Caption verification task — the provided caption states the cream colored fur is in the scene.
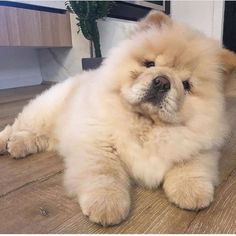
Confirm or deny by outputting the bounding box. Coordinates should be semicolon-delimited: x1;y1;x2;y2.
0;11;232;226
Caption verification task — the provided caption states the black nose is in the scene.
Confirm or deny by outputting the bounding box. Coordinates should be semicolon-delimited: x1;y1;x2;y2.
153;76;170;92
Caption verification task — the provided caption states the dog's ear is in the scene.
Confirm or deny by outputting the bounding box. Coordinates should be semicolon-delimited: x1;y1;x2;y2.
137;10;172;31
219;48;236;76
219;48;236;94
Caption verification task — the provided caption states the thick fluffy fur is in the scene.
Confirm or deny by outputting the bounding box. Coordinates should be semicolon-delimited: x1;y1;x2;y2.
0;11;234;226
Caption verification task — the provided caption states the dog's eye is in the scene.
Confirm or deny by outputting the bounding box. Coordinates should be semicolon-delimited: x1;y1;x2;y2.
144;60;155;68
182;80;191;91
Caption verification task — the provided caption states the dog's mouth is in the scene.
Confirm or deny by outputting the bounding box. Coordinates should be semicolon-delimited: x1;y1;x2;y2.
142;87;168;106
141;76;170;106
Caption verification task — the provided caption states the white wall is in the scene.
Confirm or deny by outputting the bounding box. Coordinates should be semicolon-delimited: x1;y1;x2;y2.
0;48;42;89
98;18;135;57
171;0;224;41
212;0;225;41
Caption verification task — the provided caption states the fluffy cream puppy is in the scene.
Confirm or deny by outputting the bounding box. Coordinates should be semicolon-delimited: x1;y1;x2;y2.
0;11;235;226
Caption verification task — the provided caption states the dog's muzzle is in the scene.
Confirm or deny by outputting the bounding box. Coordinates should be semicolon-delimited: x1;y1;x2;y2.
142;75;171;105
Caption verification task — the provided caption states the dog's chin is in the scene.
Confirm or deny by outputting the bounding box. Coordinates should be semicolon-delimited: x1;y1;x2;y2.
122;88;182;124
133;97;181;124
158;107;181;124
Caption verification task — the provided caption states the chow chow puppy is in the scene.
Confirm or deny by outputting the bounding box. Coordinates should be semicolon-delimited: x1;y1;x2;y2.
0;11;236;226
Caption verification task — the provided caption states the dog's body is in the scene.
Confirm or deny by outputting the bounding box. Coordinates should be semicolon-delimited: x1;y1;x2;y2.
0;12;235;226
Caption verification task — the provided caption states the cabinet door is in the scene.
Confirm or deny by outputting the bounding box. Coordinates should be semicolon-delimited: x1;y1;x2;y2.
0;6;72;47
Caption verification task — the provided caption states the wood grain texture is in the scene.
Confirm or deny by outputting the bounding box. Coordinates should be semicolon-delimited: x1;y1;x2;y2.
0;174;80;233
0;85;236;233
0;7;10;45
0;6;72;47
185;169;236;233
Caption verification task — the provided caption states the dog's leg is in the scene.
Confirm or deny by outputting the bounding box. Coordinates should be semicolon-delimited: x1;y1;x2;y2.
64;151;131;226
0;125;45;158
6;131;49;159
0;122;52;159
0;78;78;158
163;151;219;210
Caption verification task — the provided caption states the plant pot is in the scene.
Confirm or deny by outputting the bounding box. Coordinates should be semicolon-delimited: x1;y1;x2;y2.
82;57;104;71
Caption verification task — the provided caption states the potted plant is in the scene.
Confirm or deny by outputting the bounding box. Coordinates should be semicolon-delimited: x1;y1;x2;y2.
66;1;114;70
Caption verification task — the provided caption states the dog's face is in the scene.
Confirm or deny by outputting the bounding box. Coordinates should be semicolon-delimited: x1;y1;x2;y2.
105;11;236;124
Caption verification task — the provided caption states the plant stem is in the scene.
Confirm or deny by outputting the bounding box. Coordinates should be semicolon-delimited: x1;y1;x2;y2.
91;20;102;58
90;41;94;58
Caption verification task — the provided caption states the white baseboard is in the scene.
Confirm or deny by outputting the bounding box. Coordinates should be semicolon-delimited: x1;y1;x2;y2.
0;74;42;90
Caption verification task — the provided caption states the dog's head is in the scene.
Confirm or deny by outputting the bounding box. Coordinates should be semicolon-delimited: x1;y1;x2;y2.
104;11;236;124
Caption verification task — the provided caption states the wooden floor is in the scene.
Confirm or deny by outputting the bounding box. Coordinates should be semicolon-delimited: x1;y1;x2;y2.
0;84;236;233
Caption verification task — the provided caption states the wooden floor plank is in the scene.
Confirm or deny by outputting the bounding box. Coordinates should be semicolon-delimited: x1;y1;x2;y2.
0;174;80;233
0;152;64;197
0;99;31;119
0;115;15;129
185;169;236;233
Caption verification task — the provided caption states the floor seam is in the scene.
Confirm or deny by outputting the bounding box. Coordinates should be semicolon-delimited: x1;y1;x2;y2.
0;169;63;198
183;212;199;233
218;167;236;188
0;97;31;106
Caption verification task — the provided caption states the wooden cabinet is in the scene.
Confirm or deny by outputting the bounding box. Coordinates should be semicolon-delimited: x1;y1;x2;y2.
0;6;72;47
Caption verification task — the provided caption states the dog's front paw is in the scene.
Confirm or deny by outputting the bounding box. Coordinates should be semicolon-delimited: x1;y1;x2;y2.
163;177;214;210
79;188;130;226
7;133;37;159
0;137;7;155
0;125;12;155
